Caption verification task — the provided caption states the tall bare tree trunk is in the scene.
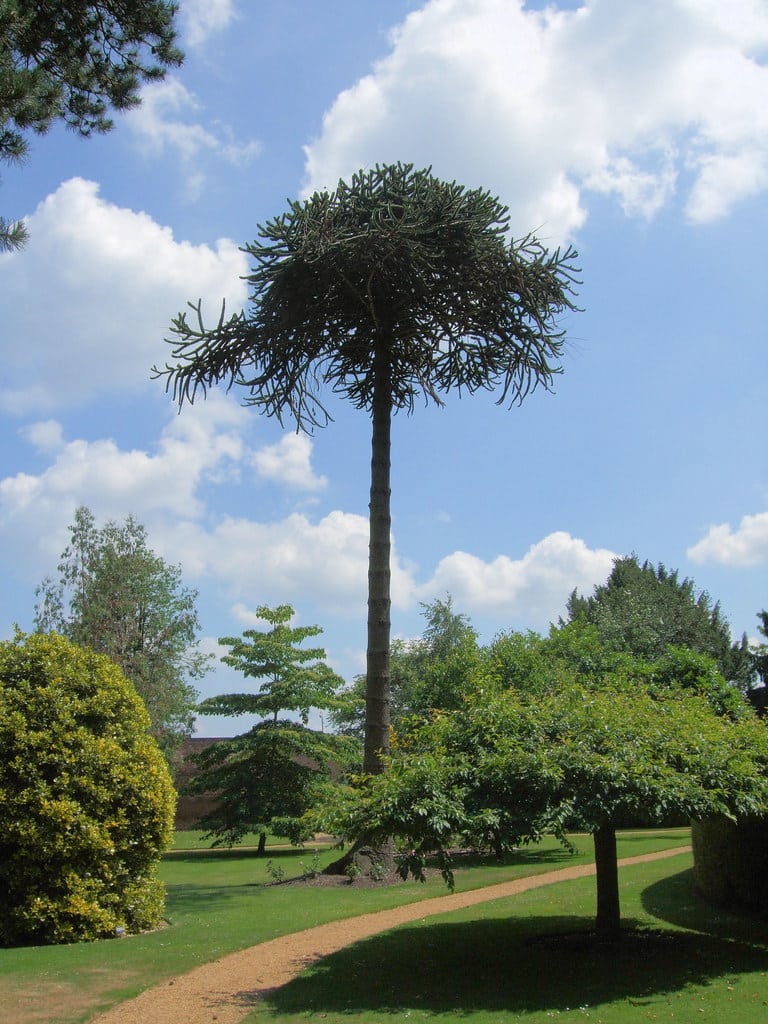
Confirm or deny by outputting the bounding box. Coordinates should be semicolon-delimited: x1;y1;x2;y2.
364;336;392;776
324;341;394;877
594;824;621;942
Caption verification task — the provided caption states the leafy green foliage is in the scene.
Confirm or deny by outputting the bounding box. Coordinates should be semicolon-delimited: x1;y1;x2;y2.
332;672;768;936
490;617;749;721
0;0;182;250
187;720;354;848
643;646;751;719
331;597;483;738
35;506;209;757
566;555;752;686
200;604;343;724
0;631;176;946
191;605;352;848
750;610;768;698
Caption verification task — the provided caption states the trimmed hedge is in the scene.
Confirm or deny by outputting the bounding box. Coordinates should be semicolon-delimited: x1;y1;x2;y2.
692;815;768;916
0;631;176;945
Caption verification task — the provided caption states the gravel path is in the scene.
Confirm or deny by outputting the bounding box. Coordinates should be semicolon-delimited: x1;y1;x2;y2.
91;845;691;1024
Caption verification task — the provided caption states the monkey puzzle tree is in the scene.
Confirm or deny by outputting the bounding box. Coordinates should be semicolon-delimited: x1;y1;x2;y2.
154;163;579;776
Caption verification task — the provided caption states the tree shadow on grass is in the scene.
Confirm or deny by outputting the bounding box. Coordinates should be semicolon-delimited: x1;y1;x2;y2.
642;867;768;944
164;885;253;920
259;910;768;1019
163;847;311;863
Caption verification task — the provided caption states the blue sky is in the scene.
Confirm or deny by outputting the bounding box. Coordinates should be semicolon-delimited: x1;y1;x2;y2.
1;0;766;736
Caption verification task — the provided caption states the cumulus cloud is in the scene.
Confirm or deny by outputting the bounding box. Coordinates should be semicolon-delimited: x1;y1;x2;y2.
687;511;768;567
1;400;620;634
19;420;64;454
417;531;617;629
0;178;247;414
302;0;768;240
252;434;328;491
0;396;249;568
180;0;238;47
159;511;415;617
0;403;407;618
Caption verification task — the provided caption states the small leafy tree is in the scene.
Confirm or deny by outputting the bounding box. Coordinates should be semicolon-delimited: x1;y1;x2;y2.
1;0;182;250
154;162;579;777
35;506;210;758
332;674;768;942
187;721;352;853
190;605;350;852
0;631;176;946
201;604;343;724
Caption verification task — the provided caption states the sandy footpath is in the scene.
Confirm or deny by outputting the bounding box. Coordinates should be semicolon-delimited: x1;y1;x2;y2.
90;845;692;1024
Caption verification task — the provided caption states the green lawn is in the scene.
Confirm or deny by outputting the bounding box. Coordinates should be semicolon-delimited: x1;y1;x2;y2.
251;854;768;1024
3;828;765;1024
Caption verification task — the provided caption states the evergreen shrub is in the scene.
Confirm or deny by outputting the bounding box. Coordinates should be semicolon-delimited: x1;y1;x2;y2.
0;631;176;946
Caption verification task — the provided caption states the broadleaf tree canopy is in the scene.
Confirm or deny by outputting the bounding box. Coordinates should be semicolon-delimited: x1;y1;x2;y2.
331;674;768;940
566;555;752;686
191;605;352;851
198;604;344;725
35;506;209;757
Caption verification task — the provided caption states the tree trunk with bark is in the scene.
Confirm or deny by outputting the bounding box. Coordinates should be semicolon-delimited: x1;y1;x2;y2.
324;340;394;876
364;336;392;776
593;823;621;942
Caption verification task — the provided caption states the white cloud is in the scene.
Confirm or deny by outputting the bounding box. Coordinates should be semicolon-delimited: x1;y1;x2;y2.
161;511;414;617
19;420;64;454
0;396;249;572
252;434;328;491
0;178;248;413
687;511;768;567
129;79;219;160
1;397;621;637
180;0;237;47
417;531;617;629
302;0;768;240
127;79;261;192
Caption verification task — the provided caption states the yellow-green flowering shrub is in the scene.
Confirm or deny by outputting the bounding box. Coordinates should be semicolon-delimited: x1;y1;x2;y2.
0;631;176;946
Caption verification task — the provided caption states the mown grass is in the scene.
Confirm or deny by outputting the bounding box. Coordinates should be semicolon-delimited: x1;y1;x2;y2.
3;828;762;1024
250;852;768;1024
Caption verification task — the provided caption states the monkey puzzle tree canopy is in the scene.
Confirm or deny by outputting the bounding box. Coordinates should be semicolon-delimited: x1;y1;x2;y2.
155;162;580;775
